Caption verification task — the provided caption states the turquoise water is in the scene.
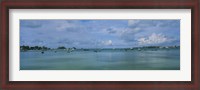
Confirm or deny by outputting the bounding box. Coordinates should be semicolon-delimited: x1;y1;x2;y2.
20;48;180;70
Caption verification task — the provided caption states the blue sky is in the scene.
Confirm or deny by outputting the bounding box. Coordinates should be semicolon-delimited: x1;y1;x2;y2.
20;20;180;48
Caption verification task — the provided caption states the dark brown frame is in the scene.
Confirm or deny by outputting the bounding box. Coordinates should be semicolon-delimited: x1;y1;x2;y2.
0;0;199;90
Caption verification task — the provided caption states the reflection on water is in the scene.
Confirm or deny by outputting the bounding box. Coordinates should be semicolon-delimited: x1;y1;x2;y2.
20;48;180;70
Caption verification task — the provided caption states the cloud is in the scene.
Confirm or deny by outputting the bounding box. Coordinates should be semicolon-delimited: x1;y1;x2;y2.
121;20;180;44
137;33;171;45
128;20;157;28
20;20;42;28
128;20;179;28
128;20;140;26
101;40;112;46
20;20;180;48
55;21;77;31
106;28;117;34
102;27;125;35
120;27;142;42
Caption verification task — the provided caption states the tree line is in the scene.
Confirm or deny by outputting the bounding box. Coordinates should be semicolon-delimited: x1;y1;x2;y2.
20;45;51;51
20;45;76;51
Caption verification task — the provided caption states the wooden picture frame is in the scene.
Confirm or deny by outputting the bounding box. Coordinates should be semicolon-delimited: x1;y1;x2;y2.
0;0;199;89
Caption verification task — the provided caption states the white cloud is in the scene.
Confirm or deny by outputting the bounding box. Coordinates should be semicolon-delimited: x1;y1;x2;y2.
128;20;140;26
137;33;170;45
128;20;179;28
54;21;78;31
101;40;112;46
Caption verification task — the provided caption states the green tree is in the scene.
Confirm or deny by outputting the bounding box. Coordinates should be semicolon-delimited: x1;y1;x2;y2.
57;46;66;49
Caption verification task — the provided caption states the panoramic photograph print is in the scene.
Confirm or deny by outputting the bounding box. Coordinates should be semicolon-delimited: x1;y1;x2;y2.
20;20;180;70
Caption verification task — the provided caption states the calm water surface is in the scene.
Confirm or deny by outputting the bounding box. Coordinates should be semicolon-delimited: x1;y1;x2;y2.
20;49;180;70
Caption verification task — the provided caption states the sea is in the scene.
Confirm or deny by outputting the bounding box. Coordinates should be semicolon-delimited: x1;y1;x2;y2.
20;48;180;70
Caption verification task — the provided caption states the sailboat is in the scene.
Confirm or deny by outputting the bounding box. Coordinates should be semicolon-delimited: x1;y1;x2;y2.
93;40;101;53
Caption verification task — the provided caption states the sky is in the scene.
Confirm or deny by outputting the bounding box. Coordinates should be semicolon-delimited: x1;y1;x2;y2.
20;20;180;48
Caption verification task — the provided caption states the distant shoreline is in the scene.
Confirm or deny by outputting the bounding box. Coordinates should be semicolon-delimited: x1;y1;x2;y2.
20;45;180;52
